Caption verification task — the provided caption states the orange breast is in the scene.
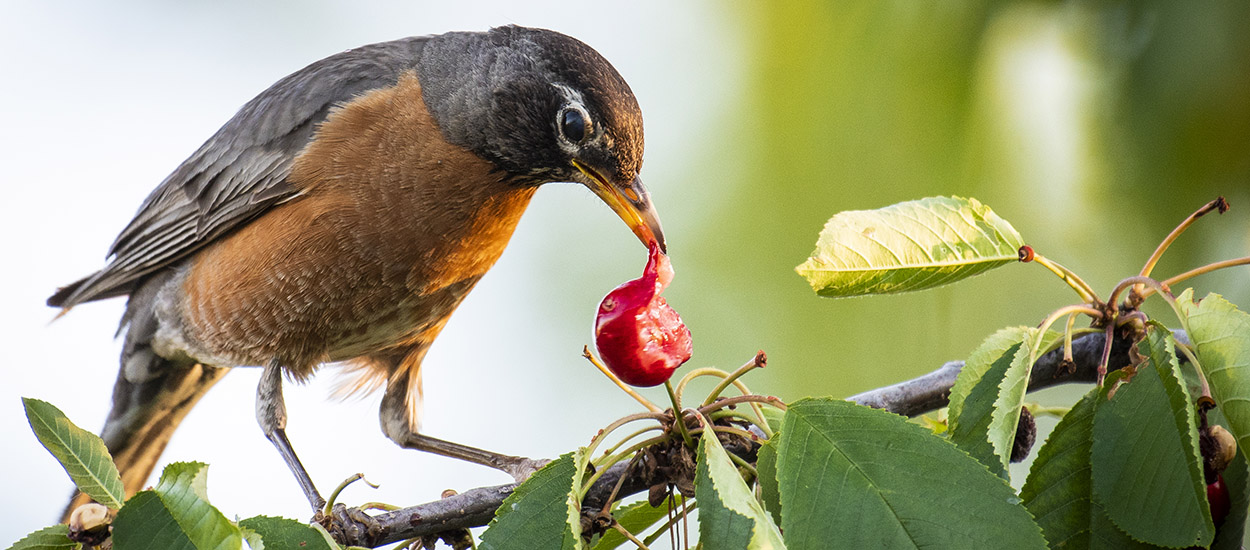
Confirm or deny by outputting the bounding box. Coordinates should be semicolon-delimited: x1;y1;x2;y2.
178;71;536;376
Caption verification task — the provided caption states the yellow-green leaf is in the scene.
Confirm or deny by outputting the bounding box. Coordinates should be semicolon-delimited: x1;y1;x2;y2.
796;196;1024;297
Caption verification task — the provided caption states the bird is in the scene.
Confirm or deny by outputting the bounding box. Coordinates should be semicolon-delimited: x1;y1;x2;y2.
49;25;665;517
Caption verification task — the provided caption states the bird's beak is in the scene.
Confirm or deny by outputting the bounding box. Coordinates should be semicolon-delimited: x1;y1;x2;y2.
573;160;667;253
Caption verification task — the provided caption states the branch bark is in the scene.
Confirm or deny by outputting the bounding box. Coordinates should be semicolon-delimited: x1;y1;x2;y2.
337;329;1170;547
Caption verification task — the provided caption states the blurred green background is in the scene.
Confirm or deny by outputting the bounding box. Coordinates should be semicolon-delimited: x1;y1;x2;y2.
644;0;1250;399
4;0;1249;544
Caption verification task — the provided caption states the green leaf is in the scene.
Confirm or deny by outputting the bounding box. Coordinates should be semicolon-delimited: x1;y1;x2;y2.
22;398;125;509
795;196;1024;297
480;452;584;550
775;398;1046;548
948;328;1058;476
755;441;782;527
948;327;1030;429
987;329;1059;473
113;491;197;550
1091;328;1213;547
5;525;80;550
695;425;785;550
238;517;335;550
111;462;242;550
1020;379;1159;549
948;328;1028;476
1176;290;1250;457
589;496;684;550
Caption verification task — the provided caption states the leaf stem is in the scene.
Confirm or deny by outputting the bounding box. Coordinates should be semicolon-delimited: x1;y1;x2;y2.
584;346;664;413
1029;252;1101;304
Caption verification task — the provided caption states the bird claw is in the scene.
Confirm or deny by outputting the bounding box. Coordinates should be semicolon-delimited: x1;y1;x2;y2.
325;503;384;547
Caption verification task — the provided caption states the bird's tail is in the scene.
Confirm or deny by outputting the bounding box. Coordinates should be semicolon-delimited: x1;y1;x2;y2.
61;274;229;521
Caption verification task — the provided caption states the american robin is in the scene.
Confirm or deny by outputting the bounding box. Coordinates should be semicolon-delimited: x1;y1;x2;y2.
50;25;664;515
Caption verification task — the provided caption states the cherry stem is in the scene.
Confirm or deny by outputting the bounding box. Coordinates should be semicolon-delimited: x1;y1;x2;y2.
1030;252;1101;305
1138;197;1228;281
601;452;645;515
1097;322;1115;387
1063;313;1078;365
665;380;697;450
674;366;771;438
702;353;768;406
324;473;378;516
642;497;696;547
584;433;669;492
583;346;664;414
611;520;652;550
699;394;788;417
598;425;664;458
1137;256;1250;300
584;411;670;468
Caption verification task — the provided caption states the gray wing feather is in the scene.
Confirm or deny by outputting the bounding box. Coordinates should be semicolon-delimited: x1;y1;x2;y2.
51;36;430;309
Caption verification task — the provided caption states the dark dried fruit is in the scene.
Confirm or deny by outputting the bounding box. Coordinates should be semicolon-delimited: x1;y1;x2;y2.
594;242;693;387
1010;407;1036;463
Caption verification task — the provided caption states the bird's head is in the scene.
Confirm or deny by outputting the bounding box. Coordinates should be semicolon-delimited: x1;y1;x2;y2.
417;25;665;251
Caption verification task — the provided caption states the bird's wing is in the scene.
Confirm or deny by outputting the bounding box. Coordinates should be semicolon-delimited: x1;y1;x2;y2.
50;37;430;309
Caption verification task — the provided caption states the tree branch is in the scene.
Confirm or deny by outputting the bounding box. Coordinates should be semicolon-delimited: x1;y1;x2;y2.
334;329;1172;546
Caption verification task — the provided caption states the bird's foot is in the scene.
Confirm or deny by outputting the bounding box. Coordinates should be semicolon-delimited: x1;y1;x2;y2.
324;503;385;547
498;455;552;483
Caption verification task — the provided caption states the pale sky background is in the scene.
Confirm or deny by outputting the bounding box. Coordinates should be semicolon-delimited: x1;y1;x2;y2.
0;1;743;542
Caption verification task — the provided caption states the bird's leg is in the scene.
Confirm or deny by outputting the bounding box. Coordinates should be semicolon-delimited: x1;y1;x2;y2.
257;360;326;514
380;371;548;482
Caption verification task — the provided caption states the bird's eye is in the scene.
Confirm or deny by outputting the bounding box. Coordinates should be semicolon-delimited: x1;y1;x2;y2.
560;107;589;143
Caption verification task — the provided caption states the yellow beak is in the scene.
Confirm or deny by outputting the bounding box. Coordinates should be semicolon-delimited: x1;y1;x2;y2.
574;160;667;252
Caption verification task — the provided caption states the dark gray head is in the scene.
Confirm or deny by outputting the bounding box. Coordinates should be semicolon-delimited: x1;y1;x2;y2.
416;25;663;249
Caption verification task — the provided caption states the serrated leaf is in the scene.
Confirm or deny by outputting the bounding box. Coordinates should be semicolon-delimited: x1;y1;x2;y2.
238;517;335;550
795;196;1024;297
987;329;1060;473
589;496;684;550
948;328;1058;476
5;525;80;550
1021;380;1159;549
22;398;125;509
775;398;1046;548
113;491;197;550
948;328;1028;477
695;426;785;550
111;462;242;550
1176;290;1250;458
948;327;1030;427
480;452;584;550
1091;328;1213;548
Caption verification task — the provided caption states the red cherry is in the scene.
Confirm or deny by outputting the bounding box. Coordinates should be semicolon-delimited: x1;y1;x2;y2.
594;242;693;387
1208;474;1231;526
